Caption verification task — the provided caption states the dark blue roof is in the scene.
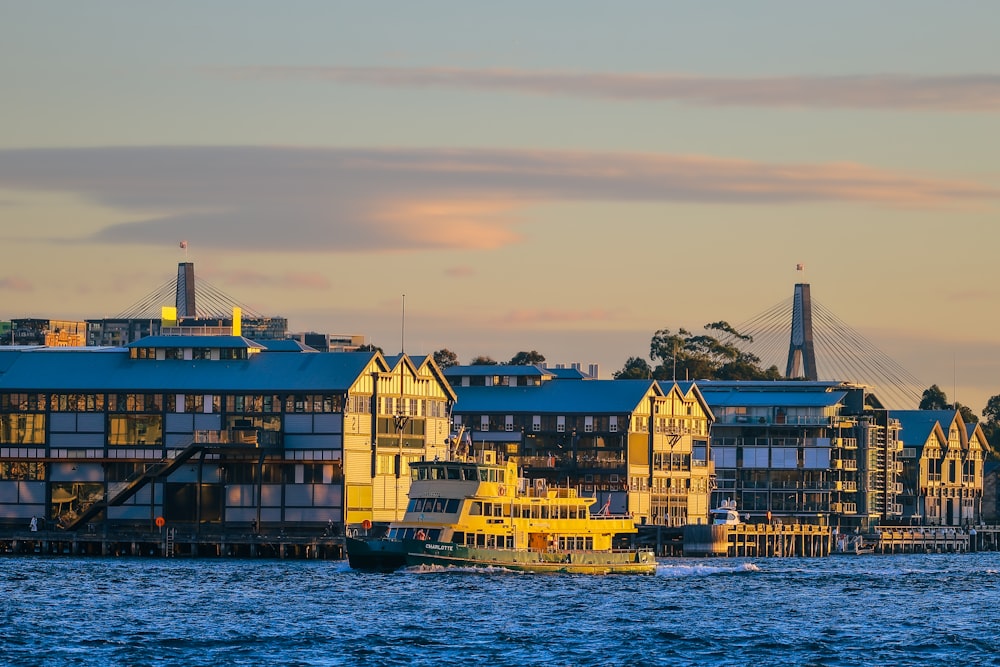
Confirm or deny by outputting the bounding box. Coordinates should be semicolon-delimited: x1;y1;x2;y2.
688;383;848;408
445;364;552;378
0;348;379;392
891;410;955;448
452;380;657;414
127;335;261;349
259;339;318;352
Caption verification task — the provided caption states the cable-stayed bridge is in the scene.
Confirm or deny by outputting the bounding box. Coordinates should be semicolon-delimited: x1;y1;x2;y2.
729;283;925;410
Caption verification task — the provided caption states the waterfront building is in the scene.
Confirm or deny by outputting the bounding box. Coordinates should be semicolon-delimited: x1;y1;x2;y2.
445;365;715;527
698;380;902;530
0;320;454;534
288;332;367;353
2;319;87;347
892;410;985;526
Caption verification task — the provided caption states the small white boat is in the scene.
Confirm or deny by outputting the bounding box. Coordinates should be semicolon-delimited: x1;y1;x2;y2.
833;533;875;555
711;499;742;526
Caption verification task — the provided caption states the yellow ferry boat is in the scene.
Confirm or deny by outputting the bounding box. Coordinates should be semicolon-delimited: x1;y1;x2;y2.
346;449;656;574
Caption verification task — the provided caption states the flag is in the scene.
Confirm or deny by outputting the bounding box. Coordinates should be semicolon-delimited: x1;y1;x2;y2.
179;240;188;250
796;263;804;271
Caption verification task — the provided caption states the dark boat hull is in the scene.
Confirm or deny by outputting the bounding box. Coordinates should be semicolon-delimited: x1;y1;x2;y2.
345;536;408;571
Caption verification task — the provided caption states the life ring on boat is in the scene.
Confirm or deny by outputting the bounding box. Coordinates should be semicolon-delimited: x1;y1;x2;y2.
361;519;372;530
498;485;506;496
415;529;427;541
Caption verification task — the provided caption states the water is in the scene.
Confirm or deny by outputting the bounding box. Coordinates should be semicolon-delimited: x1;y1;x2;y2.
2;553;998;666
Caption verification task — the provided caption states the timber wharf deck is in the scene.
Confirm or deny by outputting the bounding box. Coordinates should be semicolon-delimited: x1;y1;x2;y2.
682;523;832;558
0;527;345;560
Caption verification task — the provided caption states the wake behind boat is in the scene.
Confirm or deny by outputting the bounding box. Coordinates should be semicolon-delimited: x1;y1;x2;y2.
346;447;655;574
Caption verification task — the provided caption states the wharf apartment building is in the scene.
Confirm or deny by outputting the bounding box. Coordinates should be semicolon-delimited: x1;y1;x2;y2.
699;381;985;530
444;365;716;528
0;331;454;533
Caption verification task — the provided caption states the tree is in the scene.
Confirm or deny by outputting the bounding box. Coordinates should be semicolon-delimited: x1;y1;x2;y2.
981;395;1000;459
470;355;498;366
954;402;978;425
613;356;653;380
509;350;545;366
358;343;383;354
640;321;777;381
919;385;950;411
433;348;459;369
983;394;1000;425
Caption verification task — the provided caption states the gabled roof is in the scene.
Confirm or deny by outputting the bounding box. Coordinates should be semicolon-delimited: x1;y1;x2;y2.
659;381;716;421
891;410;951;450
0;348;380;392
452;380;659;414
387;354;458;402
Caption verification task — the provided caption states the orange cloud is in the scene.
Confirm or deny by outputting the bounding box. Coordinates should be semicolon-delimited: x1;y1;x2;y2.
371;198;524;250
230;66;1000;113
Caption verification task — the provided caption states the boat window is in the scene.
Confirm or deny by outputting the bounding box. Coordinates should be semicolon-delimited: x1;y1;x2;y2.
540;506;549;519
446;499;459;513
468;501;482;516
492;503;503;517
462;468;477;481
585;537;593;550
476;534;486;547
466;533;476;546
446;467;460;480
407;499;419;512
452;531;465;544
569;506;578;520
497;470;505;484
489;469;498;483
429;529;442;541
432;499;445;513
479;469;489;482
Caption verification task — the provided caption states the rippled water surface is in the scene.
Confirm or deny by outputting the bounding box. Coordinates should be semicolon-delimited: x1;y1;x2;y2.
2;553;998;666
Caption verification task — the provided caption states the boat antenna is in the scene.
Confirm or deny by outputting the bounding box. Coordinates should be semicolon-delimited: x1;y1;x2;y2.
400;293;405;355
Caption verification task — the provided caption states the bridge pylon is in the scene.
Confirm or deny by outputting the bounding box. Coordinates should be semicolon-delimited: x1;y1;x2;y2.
785;283;818;380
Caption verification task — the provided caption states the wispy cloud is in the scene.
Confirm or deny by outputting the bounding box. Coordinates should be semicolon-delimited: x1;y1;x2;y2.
228;66;1000;112
444;266;476;278
0;277;34;292
0;146;994;254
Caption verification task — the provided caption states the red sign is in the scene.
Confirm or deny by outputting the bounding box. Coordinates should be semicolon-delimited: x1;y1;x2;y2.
155;516;166;528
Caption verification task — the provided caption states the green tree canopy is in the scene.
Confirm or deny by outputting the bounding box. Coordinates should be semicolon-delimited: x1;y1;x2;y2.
432;348;459;369
612;356;653;380
919;384;950;410
631;321;780;381
508;350;546;366
470;355;498;366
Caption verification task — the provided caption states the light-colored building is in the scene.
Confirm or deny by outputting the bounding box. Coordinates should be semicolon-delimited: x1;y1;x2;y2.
445;365;715;527
699;380;902;530
0;330;454;533
893;410;985;526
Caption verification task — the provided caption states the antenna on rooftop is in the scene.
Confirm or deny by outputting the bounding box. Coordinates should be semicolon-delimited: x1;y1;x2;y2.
400;293;406;355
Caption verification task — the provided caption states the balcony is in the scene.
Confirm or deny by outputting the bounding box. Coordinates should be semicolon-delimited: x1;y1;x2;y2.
831;502;858;514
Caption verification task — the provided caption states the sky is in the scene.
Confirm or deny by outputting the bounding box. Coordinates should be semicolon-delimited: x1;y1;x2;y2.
1;2;998;412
